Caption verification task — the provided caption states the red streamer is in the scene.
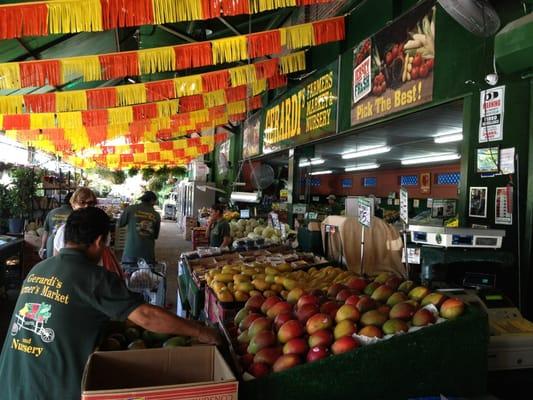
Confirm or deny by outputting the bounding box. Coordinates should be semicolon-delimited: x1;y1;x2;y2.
3;114;30;130
249;95;262;110
255;58;279;80
87;88;118;109
23;93;56;113
225;85;247;103
147;152;160;161
199;144;210;153
221;0;249;16
209;105;226;120
160;142;173;151
133;103;158;120
268;74;288;90
173;149;185;158
312;17;345;45
86;126;108;146
174;42;213;70
215;132;228;143
99;52;140;80
145;80;175;102
179;95;204;112
120;153;134;163
248;30;282;58
100;0;155;30
201;0;220;19
156;129;172;140
202;70;230;92
0;4;48;40
82;110;109;127
20;60;61;88
229;112;246;122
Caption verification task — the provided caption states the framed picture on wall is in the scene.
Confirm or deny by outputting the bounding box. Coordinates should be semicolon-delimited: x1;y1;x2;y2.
469;186;488;218
420;173;431;194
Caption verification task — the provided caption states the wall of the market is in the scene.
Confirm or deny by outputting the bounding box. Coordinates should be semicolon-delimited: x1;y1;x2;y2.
304;163;460;199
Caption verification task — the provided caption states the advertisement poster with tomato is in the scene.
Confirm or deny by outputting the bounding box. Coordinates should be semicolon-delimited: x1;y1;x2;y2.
351;2;435;126
242;112;261;159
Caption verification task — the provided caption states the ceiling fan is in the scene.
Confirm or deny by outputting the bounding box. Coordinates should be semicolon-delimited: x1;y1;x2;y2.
438;0;501;37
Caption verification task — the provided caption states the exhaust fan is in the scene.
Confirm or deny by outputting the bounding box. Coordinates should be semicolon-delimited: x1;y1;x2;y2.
438;0;500;37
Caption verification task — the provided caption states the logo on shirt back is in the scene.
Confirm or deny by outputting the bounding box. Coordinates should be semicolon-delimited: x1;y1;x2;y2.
10;302;55;358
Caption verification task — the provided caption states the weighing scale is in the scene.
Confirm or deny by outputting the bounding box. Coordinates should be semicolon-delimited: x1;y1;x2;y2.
409;225;506;249
439;287;533;371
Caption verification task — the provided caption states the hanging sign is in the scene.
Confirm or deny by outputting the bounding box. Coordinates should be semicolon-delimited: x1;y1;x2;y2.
351;3;435;126
499;147;515;175
357;197;372;227
243;112;261;158
400;188;409;224
262;60;338;154
495;186;513;225
479;86;505;143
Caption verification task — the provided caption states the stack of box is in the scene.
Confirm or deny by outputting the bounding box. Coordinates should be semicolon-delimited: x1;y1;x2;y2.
182;217;198;241
192;227;209;250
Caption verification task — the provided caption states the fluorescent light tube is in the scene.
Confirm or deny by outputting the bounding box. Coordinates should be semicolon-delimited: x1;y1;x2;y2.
401;153;460;165
342;145;391;160
434;133;463;143
310;170;333;176
299;158;324;167
230;191;260;203
345;163;380;172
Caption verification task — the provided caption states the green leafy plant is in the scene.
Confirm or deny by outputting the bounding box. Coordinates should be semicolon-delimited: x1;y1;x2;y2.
111;170;126;185
141;167;155;181
8;167;41;219
128;167;139;177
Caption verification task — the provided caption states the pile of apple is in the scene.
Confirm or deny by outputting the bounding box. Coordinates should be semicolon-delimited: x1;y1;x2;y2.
227;272;465;378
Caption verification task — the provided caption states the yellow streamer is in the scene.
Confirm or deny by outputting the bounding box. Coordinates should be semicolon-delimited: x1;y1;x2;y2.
65;127;89;149
108;107;133;125
152;0;203;24
251;79;267;96
227;101;246;115
61;56;102;83
157;99;179;117
0;95;23;114
174;75;203;97
30;113;56;129
203;90;226;108
139;47;176;75
106;154;120;168
48;0;103;34
144;142;159;153
116;84;147;107
282;24;315;49
0;63;22;90
201;136;215;146
185;147;198;157
160;150;174;161
279;51;306;74
211;36;248;64
250;0;297;13
173;139;186;149
57;112;83;129
134;153;148;163
229;65;257;87
190;109;209;125
56;91;88;112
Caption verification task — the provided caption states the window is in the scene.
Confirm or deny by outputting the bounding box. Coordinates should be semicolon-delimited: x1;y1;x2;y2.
400;175;418;186
436;172;461;185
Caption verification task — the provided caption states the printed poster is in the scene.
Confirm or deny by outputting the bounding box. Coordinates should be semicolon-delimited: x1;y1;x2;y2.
495;186;513;225
351;3;435;126
242;113;261;159
479;85;505;143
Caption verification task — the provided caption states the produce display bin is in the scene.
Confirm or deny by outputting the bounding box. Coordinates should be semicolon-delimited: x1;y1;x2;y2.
239;307;489;400
204;286;242;325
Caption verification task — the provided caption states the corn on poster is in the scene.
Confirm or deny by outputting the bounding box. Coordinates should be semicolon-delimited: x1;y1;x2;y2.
351;2;435;126
262;60;338;154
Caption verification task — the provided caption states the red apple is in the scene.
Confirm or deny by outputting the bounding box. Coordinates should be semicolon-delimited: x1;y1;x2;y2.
331;336;359;355
306;346;330;362
308;329;334;348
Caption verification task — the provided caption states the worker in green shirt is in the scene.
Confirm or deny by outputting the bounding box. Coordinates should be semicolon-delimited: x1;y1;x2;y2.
39;192;73;259
325;194;342;215
0;207;219;400
118;191;161;264
206;204;231;248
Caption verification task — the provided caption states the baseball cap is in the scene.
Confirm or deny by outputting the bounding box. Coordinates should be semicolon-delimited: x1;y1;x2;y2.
139;191;158;202
326;194;337;200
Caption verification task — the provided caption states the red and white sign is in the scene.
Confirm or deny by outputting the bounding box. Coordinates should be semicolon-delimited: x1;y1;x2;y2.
479;85;505;143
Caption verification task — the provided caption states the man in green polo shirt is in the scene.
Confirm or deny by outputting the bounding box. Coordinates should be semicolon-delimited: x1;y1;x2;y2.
0;207;219;400
39;192;73;259
119;191;161;264
207;204;231;248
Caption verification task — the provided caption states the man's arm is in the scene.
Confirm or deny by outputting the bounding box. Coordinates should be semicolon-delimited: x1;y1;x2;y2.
39;231;49;259
118;208;129;228
220;222;231;247
128;304;220;344
153;214;161;239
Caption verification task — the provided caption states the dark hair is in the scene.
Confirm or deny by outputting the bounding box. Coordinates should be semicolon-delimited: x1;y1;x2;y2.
65;208;110;247
211;204;225;214
139;191;158;203
63;192;73;205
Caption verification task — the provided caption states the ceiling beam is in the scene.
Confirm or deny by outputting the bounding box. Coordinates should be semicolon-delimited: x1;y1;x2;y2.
16;38;41;60
158;25;197;43
12;34;76;62
217;17;241;35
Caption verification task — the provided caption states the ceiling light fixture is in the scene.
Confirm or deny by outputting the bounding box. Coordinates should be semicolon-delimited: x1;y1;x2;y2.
434;133;464;143
345;163;380;172
230;191;261;203
401;153;460;165
299;158;325;167
342;145;391;160
310;170;333;176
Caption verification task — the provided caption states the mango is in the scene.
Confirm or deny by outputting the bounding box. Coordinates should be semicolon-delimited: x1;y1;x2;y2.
408;286;431;301
421;292;447;307
248;317;272;338
389;302;417;321
355;296;378;313
334;320;358;340
236;282;254;293
274;313;294;331
358;325;383;338
370;284;394;302
270;283;284;293
373;272;391;284
234;290;250;302
412;308;436;326
385;276;402;290
163;336;191;347
239;313;261;331
278;320;304;343
306;313;333;335
266;301;293;319
397;280;415;294
306;346;329;362
237;330;250;344
248;330;277;354
245;294;265;312
282;277;298;290
386;292;408;307
295;303;319;324
382;319;409;335
253;347;283;366
331;336;359;355
308;329;334;348
234;307;250;326
272;354;301;372
360;310;388;327
216;289;234;303
214;273;234;283
283;338;309;356
234;274;250;284
252;279;270;292
440;298;465;319
335;304;361;323
287;287;306;304
248;362;270;378
363;281;381;296
260;296;281;314
128;339;146;350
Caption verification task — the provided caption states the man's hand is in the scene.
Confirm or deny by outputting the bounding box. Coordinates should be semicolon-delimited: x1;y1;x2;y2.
38;248;46;259
198;325;222;345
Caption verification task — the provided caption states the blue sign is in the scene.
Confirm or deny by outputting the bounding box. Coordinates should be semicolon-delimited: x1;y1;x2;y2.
341;178;352;188
363;177;377;187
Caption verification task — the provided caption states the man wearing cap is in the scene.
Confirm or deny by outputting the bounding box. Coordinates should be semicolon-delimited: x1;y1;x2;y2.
325;194;342;216
118;191;161;264
39;192;73;259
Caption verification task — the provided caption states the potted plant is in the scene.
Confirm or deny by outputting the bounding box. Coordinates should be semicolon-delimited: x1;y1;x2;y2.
7;167;40;233
0;183;10;233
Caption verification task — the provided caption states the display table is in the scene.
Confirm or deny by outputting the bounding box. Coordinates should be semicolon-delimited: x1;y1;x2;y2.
239;307;489;400
0;236;24;299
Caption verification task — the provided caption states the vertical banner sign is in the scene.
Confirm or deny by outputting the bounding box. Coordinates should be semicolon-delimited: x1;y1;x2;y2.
357;197;372;227
351;3;435;126
243;112;261;158
263;60;338;154
495;186;513;225
479;86;505;143
400;188;409;224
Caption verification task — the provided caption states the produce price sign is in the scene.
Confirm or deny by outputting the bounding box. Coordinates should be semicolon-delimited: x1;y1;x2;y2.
243;112;261;159
357;197;372;227
262;61;338;154
400;188;409;224
351;3;435;126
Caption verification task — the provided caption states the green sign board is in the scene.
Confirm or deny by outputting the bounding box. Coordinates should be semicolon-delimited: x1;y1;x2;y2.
262;60;338;154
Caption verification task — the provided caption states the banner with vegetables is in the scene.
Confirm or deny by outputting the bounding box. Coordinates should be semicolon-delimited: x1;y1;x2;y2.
351;2;435;126
243;112;261;159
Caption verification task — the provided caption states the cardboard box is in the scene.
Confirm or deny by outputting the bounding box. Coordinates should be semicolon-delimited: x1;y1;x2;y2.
82;346;238;400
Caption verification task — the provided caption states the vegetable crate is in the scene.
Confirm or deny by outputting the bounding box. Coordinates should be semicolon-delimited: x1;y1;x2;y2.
192;227;209;250
204;287;240;325
123;261;166;307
